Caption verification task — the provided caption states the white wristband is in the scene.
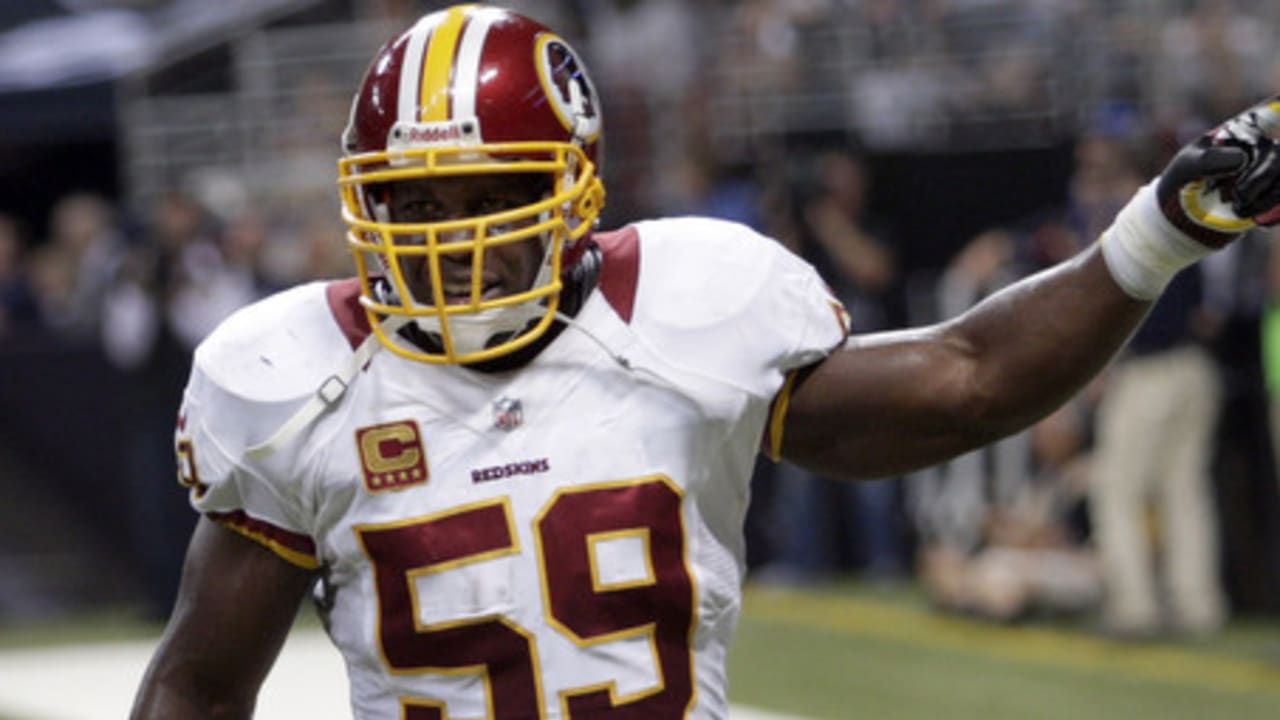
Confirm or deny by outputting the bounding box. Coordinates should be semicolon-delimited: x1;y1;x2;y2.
1099;181;1213;300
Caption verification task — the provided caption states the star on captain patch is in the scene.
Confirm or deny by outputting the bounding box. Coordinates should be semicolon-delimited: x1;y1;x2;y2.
492;396;524;431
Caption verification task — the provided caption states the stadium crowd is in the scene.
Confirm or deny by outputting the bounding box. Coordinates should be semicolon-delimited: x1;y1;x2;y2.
2;0;1280;639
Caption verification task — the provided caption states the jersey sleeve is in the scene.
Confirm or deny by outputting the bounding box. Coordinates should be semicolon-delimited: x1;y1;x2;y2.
750;236;852;372
739;231;851;459
175;364;321;569
170;284;344;570
631;217;850;386
626;218;851;457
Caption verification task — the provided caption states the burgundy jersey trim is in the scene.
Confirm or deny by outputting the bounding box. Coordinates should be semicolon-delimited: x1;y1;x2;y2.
206;510;319;569
593;226;640;324
327;278;372;350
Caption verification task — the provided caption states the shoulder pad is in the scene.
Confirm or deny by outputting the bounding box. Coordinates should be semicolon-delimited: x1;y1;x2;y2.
607;217;844;398
193;281;356;405
630;217;799;329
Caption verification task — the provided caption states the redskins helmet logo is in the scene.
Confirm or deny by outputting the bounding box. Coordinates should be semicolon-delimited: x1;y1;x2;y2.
535;34;601;143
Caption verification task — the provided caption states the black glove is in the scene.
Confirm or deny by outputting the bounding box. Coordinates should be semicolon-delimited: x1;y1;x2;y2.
1156;96;1280;248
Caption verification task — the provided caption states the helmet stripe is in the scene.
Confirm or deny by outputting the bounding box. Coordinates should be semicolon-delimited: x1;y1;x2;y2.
397;13;435;125
451;7;501;123
419;5;471;122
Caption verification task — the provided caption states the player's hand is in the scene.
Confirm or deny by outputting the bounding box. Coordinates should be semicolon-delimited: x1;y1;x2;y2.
1155;95;1280;248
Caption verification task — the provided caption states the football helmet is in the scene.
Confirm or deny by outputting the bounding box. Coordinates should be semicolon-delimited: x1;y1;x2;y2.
338;4;606;364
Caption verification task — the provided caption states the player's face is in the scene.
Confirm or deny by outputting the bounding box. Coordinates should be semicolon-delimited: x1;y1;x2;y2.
386;174;549;305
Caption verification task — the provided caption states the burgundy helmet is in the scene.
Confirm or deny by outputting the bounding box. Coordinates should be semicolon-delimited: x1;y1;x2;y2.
337;4;606;365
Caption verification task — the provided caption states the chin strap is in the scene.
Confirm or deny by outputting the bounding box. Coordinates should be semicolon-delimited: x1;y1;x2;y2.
552;309;632;371
245;315;408;460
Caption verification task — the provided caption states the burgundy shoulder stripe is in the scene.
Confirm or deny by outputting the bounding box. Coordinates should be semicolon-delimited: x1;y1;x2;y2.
327;278;372;350
593;226;641;324
207;510;320;570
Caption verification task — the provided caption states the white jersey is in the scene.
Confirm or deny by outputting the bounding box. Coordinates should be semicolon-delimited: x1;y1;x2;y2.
176;217;848;719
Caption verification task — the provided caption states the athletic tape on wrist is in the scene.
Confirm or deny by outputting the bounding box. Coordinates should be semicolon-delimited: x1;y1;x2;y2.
1099;182;1215;301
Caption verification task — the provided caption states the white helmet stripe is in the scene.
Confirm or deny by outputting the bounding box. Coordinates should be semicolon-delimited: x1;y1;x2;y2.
397;13;437;125
451;8;500;123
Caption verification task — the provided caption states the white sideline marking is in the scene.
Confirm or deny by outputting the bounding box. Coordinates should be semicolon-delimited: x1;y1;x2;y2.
0;626;806;719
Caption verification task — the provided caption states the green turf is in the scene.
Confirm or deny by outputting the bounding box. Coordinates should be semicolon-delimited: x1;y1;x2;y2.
729;580;1280;719
3;581;1279;719
0;608;161;649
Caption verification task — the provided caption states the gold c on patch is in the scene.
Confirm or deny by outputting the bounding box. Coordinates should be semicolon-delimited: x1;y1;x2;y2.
355;420;429;492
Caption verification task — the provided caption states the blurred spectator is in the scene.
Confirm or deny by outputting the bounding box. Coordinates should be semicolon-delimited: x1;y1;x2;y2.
576;0;701;217
1087;121;1213;637
911;114;1155;623
0;213;40;339
254;202;353;290
919;399;1102;623
761;149;909;584
941;0;1061;145
579;0;698;101
845;0;947;150
1077;6;1154;111
1155;0;1271;128
101;190;229;618
802;149;897;322
165;208;269;350
295;207;357;282
665;144;764;232
720;0;838;129
1200;227;1276;614
1263;230;1280;492
1267;231;1280;408
1068;112;1152;244
102;191;225;367
907;228;1035;598
1090;266;1226;638
29;193;123;343
1084;117;1230;639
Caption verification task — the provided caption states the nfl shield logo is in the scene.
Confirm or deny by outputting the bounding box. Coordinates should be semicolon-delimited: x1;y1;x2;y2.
492;397;524;431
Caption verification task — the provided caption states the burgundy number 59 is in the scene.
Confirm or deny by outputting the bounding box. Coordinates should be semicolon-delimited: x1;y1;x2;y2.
356;475;696;719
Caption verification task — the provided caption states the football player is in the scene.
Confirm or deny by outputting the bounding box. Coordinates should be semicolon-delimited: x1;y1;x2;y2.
131;4;1280;719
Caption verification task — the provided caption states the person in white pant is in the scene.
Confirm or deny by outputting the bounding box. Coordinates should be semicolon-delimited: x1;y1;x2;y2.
1091;267;1226;637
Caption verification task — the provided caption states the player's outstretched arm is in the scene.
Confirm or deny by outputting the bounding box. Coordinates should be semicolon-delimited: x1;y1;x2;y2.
130;517;315;720
781;95;1280;480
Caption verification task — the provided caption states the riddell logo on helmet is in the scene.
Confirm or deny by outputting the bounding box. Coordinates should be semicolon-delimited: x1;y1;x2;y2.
390;120;476;149
406;125;460;143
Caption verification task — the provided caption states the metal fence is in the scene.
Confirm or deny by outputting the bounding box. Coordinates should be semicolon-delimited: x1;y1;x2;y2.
115;1;1280;215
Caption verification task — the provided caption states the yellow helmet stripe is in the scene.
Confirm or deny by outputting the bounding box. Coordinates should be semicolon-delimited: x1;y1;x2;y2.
419;5;472;122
